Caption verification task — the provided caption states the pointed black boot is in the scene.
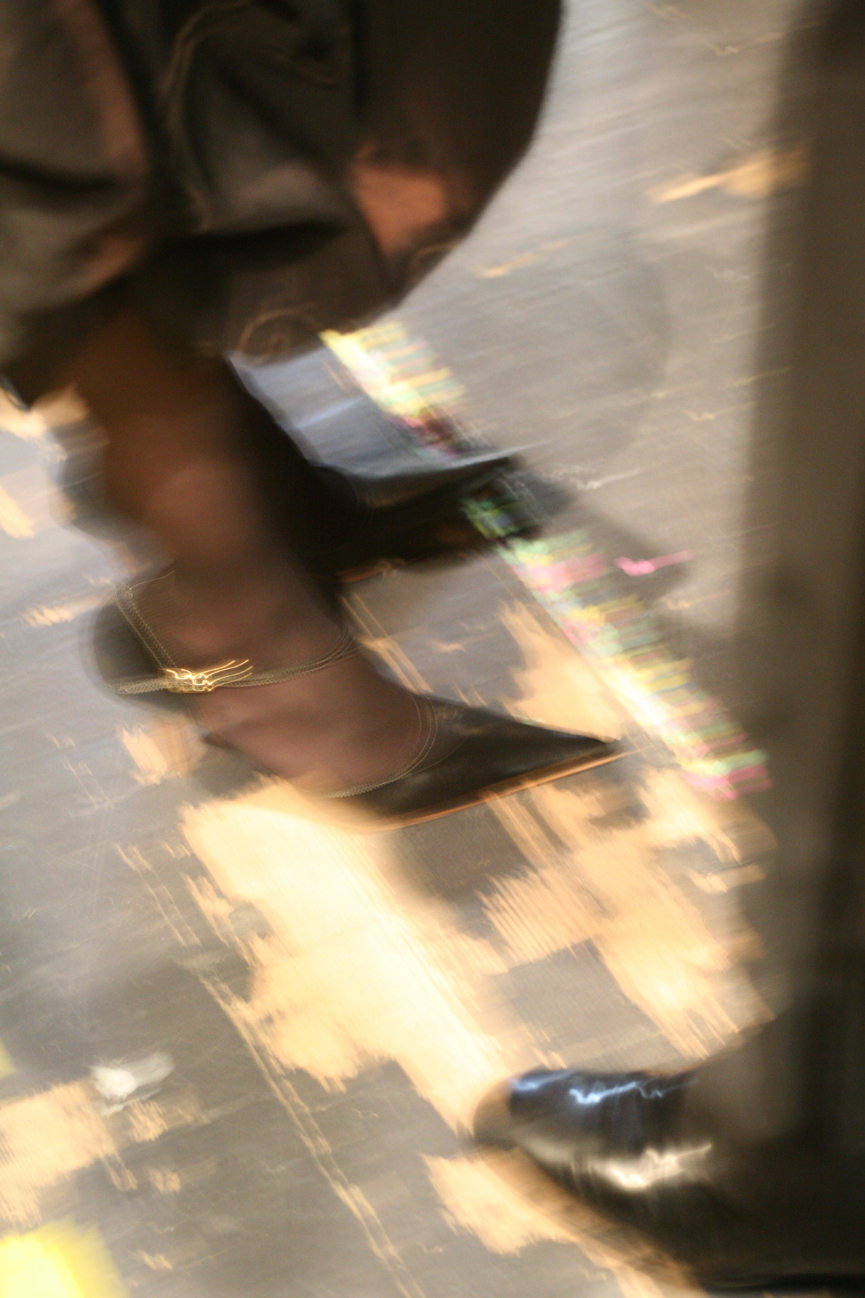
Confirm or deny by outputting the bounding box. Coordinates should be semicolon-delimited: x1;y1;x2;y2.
304;451;527;580
239;392;536;581
343;702;620;825
92;582;622;826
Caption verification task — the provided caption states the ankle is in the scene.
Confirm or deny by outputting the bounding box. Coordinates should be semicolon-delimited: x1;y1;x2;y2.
136;562;338;667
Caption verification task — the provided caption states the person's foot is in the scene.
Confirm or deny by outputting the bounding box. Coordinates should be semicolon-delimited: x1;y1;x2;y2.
239;391;536;582
302;453;527;581
345;700;618;825
95;570;621;822
114;565;427;793
474;1065;865;1287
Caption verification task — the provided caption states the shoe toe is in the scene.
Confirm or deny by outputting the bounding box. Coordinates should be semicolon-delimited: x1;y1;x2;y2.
473;1081;518;1148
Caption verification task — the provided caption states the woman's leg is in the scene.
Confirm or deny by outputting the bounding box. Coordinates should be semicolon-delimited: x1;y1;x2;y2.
65;299;423;793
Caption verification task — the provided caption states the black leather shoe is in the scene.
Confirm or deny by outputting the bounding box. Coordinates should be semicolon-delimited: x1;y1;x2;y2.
235;370;540;578
474;1066;865;1288
92;592;622;825
317;449;520;511
239;395;537;581
337;699;621;825
301;450;531;581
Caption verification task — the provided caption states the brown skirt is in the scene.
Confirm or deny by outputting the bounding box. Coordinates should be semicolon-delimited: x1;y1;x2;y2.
2;0;560;394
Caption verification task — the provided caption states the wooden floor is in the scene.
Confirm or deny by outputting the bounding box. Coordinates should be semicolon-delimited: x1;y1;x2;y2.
0;2;817;1295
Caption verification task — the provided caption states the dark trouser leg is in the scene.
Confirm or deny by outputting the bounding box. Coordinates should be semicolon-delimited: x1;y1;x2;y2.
689;0;865;1153
473;7;865;1280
